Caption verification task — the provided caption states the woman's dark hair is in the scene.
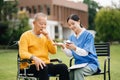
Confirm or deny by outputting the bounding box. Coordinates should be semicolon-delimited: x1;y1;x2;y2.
67;14;83;28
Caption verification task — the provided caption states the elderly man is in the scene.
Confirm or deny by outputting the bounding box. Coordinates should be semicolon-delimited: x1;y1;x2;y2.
19;13;69;80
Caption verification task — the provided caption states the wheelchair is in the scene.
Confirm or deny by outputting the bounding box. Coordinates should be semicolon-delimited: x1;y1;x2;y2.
14;41;62;80
17;54;62;80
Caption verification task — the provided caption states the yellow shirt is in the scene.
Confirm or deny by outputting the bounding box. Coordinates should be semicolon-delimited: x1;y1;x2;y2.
19;30;57;69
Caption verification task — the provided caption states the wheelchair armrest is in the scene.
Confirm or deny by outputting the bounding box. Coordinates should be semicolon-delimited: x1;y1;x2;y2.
19;58;62;64
50;58;62;63
20;59;32;64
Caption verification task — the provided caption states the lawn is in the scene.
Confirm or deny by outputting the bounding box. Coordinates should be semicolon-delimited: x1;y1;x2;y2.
0;44;120;80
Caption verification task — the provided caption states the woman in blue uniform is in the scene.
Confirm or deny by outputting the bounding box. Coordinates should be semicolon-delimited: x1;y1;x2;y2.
55;14;100;80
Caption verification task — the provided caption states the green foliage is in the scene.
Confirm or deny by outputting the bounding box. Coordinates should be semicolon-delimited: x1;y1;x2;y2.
0;21;13;45
0;0;19;46
83;0;101;30
0;9;31;46
0;0;18;21
8;10;31;45
95;8;120;42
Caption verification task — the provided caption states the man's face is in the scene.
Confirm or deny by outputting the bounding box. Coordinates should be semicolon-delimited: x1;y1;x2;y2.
33;16;47;34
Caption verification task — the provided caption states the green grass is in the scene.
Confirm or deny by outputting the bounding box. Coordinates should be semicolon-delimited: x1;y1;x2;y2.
0;50;17;80
0;44;120;80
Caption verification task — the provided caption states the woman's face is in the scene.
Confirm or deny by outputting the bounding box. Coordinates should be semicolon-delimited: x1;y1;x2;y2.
67;19;80;31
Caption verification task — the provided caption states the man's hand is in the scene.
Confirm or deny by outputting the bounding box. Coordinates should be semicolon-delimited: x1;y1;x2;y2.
54;42;65;49
32;56;46;71
40;29;48;36
40;29;53;40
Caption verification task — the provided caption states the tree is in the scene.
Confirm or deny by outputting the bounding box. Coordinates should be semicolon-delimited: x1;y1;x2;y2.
0;0;18;46
0;0;4;21
0;0;30;47
6;9;31;46
83;0;101;30
0;0;18;21
15;9;30;40
95;7;120;43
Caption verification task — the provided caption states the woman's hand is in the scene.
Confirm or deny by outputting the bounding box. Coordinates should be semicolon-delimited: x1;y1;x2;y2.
65;43;76;51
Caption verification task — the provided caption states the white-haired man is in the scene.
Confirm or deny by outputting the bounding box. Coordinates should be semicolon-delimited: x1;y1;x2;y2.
19;13;69;80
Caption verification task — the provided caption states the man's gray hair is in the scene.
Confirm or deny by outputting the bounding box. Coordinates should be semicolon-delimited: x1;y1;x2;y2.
34;13;47;21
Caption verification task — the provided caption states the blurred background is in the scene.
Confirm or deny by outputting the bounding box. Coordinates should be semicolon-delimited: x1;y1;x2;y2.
0;0;120;48
0;0;120;80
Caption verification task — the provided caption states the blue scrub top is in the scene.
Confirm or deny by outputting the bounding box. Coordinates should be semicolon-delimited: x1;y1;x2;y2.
69;30;100;72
